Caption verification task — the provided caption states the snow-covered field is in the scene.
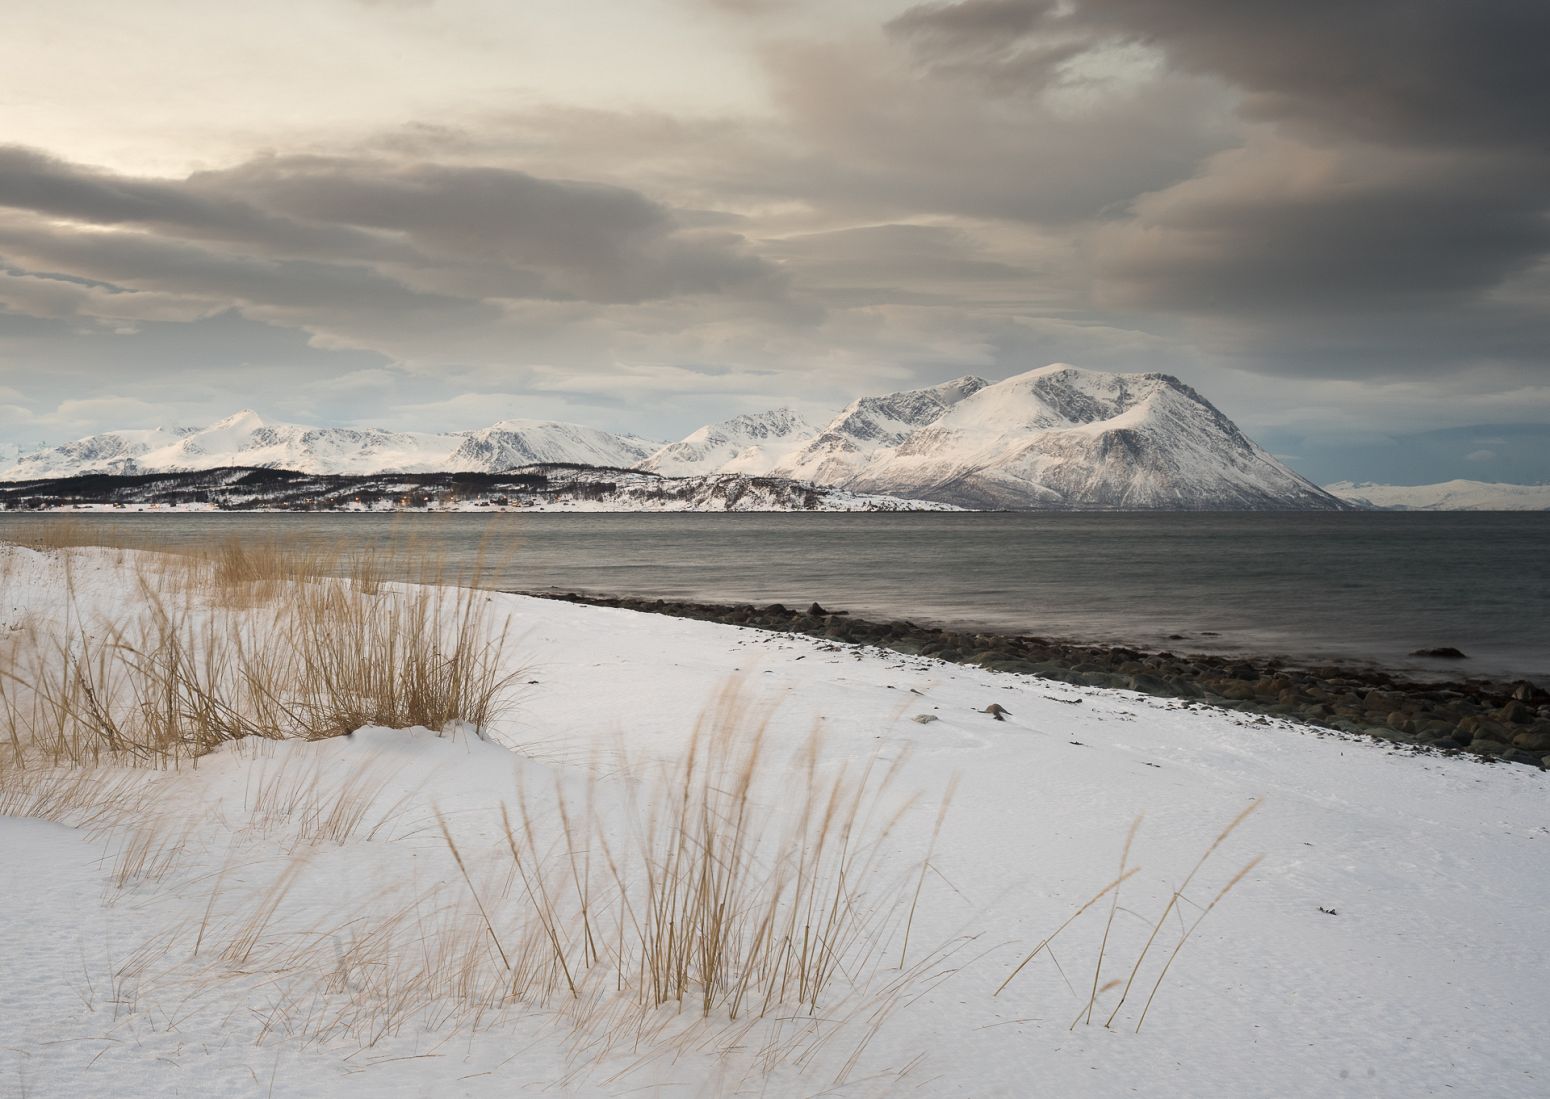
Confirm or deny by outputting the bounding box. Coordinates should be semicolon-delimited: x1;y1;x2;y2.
1;543;1546;1097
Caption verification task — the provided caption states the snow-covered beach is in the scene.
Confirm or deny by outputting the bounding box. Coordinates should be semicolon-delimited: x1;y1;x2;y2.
2;540;1547;1098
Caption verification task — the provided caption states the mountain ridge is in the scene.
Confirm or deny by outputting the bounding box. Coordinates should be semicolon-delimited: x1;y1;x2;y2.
1326;479;1550;511
1;366;1347;509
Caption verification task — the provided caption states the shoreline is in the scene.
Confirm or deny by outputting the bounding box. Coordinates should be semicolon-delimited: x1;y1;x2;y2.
523;590;1550;769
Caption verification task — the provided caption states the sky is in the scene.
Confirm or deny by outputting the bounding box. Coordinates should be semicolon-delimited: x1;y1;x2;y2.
0;0;1546;484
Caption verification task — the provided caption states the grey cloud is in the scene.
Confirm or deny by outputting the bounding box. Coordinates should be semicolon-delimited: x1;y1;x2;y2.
1075;0;1550;150
747;39;1233;225
886;0;1084;94
197;156;787;305
1094;142;1550;315
761;223;1047;307
0;149;788;314
893;0;1550;150
0;146;405;262
0;216;466;316
875;0;1550;380
890;0;1057;43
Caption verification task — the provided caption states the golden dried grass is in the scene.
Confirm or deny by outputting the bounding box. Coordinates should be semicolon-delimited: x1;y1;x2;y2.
0;547;521;769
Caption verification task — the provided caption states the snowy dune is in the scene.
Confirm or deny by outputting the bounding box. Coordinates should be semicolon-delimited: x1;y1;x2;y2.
1;544;1546;1097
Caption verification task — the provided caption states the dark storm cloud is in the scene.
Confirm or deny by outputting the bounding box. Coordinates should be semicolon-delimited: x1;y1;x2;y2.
892;1;1550;377
1073;0;1550;149
891;0;1550;147
196;157;784;304
1094;144;1550;315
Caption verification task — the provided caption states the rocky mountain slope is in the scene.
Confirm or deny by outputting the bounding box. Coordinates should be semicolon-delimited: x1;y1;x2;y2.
1327;479;1550;511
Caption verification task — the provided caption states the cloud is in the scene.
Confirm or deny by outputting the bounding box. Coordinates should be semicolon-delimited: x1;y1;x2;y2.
1;0;1547;482
1093;137;1550;316
1073;0;1550;150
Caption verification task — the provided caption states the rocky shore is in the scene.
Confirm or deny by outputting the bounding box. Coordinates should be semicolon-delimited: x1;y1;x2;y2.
525;591;1550;770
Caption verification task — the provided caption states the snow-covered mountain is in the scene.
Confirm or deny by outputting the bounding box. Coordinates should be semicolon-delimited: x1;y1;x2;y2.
770;376;988;485
2;425;197;480
1327;479;1550;511
1;410;662;481
647;366;1342;510
1;367;1345;509
446;420;660;471
842;366;1340;509
636;408;818;477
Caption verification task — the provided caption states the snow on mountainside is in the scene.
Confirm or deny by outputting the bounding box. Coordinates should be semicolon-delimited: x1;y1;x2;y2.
1327;479;1550;511
446;420;660;471
636;408;817;477
651;365;1342;510
3;425;196;479
772;375;988;485
0;411;660;480
844;366;1341;510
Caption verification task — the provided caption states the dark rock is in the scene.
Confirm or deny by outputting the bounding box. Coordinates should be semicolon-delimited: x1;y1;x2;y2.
1498;700;1534;725
982;659;1040;675
1470;720;1511;744
1411;646;1468;659
1510;730;1550;752
1500;747;1545;768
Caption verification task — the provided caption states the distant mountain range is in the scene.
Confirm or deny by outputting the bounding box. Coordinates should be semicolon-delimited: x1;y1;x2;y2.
0;365;1349;510
1326;480;1550;511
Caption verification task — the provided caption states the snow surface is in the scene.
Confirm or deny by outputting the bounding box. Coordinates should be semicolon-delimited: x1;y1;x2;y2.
2;544;1546;1097
1327;479;1550;511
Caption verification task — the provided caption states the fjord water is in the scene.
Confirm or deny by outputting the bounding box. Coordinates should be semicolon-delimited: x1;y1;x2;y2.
5;512;1546;681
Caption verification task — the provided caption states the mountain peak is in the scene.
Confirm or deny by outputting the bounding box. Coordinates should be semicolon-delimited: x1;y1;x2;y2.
208;409;266;430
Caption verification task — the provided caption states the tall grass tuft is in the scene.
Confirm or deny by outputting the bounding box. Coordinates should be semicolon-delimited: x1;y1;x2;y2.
0;545;521;769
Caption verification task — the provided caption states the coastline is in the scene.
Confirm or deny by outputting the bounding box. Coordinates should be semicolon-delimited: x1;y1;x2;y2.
524;590;1550;769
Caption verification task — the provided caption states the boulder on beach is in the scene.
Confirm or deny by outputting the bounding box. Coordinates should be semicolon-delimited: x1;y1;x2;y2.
1410;646;1468;659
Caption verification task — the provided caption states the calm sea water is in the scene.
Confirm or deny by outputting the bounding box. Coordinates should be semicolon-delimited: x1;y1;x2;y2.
3;512;1546;681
